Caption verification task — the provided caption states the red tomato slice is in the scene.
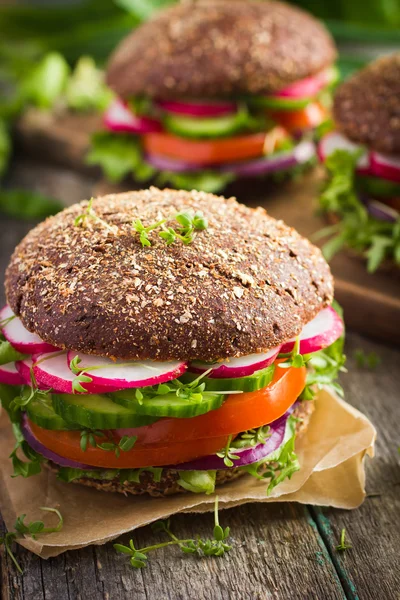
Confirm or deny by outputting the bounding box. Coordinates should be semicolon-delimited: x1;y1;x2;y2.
142;128;287;165
270;102;328;132
28;363;305;469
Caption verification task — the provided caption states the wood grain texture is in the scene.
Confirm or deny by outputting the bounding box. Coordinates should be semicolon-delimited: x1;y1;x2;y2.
1;161;400;600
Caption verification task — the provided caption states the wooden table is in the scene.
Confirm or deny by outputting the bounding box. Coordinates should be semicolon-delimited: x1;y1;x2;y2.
1;159;399;600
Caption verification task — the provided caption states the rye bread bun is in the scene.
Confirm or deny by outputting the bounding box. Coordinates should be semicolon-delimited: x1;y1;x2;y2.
46;400;314;496
5;188;333;361
333;53;400;155
106;0;336;100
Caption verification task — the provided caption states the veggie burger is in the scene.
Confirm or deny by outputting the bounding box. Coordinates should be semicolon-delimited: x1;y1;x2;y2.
89;0;338;192
0;189;344;496
318;53;400;272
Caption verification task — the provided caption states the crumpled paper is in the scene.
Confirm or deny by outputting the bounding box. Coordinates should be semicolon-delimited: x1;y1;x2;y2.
0;388;376;558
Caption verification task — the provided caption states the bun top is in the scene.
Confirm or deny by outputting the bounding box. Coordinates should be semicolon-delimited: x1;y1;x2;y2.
5;188;333;361
333;53;400;155
106;0;336;100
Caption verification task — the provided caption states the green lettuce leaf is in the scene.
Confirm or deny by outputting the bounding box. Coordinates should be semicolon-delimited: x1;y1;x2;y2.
0;189;63;220
66;56;113;112
86;131;155;183
21;52;70;109
57;465;163;484
177;470;216;495
318;148;400;272
0;339;27;366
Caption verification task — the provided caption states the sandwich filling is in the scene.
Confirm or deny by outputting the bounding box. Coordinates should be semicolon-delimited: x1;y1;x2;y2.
0;304;345;496
317;132;400;272
88;66;338;192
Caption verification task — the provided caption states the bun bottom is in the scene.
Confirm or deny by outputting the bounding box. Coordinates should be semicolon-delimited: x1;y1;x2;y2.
46;401;314;497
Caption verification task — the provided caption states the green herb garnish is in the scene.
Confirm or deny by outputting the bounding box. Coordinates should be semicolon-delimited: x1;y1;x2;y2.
216;435;240;467
114;496;231;568
74;198;117;233
134;209;208;248
0;507;63;573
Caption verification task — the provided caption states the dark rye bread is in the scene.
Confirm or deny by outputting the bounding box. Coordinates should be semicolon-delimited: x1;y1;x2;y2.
5;188;333;361
106;0;336;100
46;400;314;496
333;53;400;155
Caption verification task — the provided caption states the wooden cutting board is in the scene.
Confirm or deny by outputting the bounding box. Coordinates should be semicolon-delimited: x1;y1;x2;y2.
15;108;400;344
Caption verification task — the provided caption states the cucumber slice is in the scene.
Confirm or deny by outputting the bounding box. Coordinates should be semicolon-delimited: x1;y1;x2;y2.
163;112;246;139
179;364;275;393
110;390;224;418
26;395;79;431
356;175;400;198
52;393;158;429
249;95;311;111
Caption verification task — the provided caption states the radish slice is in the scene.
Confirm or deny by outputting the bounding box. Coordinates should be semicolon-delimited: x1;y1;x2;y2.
15;358;34;386
188;346;280;379
155;99;238;117
0;305;59;354
32;352;115;394
280;307;343;355
273;67;335;100
104;98;162;134
0;362;25;385
318;132;370;170
67;351;187;391
370;152;400;184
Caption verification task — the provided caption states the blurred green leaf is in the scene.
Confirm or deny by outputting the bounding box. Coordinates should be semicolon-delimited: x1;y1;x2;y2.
0;120;11;178
115;0;174;20
66;56;114;112
21;53;70;109
0;190;63;220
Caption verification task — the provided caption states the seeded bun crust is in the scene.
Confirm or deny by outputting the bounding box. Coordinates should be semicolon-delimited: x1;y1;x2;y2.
333;53;400;155
46;401;314;496
106;0;336;100
5;188;333;362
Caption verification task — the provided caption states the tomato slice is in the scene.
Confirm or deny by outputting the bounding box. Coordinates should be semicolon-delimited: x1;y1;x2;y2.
142;129;286;165
28;363;305;469
269;102;328;132
29;421;229;469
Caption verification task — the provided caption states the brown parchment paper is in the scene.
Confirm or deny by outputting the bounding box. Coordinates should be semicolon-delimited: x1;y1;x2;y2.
0;388;376;559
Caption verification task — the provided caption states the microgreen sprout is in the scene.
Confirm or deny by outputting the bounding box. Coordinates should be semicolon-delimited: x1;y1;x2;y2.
70;355;93;393
114;496;231;568
231;425;271;449
74;198;117;232
0;507;63;574
79;429;137;457
10;365;52;415
134;209;208;247
278;337;309;369
335;528;352;552
216;435;240;467
0;314;16;329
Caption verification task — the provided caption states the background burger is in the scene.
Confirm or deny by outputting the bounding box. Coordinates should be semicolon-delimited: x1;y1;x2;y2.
0;189;345;496
88;0;338;193
317;53;400;272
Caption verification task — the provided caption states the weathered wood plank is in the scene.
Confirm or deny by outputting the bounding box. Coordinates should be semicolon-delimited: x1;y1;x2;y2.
1;503;347;600
311;333;400;600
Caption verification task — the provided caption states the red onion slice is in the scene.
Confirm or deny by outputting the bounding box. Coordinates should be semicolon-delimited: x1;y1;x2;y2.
21;413;94;470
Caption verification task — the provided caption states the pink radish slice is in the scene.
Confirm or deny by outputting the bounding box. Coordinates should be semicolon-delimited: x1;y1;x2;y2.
156;99;237;117
0;305;59;354
188;346;280;379
0;362;25;385
280;307;343;355
33;352;114;394
273;67;334;100
67;351;187;391
369;152;400;184
104;98;162;134
318;132;370;171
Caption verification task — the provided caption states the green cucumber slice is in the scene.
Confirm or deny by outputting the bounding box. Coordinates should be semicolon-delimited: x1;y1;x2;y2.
26;395;79;431
179;364;275;393
163;112;246;139
110;390;223;418
52;393;158;429
356;175;400;198
248;95;311;111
